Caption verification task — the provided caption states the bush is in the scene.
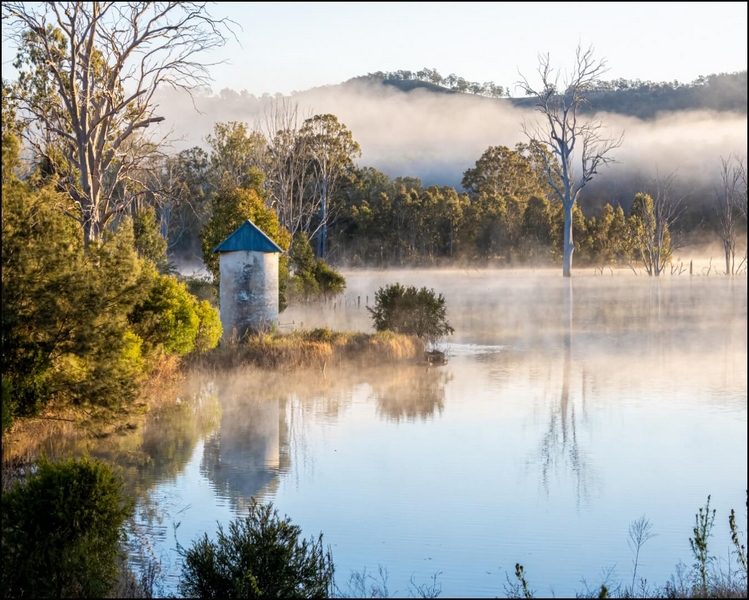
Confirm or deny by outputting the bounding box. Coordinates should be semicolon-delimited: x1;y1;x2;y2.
193;299;223;353
1;456;134;598
178;498;335;598
288;232;346;302
368;283;455;343
130;274;221;356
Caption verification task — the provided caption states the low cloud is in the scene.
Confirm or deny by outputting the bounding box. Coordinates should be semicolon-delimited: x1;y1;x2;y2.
152;80;747;204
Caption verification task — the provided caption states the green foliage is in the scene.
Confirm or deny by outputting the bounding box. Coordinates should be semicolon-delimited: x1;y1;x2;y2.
206;121;268;190
178;498;335;599
290;231;317;274
130;274;221;356
183;274;219;305
289;232;346;301
1;456;134;598
133;206;169;272
461;143;552;202
194;299;223;354
2;161;153;417
368;284;454;343
313;258;346;298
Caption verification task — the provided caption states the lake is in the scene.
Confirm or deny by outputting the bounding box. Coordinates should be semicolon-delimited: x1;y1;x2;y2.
23;269;749;597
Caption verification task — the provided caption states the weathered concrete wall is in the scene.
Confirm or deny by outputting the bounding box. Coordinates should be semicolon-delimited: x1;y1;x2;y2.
218;250;279;340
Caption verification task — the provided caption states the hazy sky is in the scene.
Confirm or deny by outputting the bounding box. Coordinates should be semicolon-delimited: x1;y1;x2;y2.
1;2;746;96
188;2;747;95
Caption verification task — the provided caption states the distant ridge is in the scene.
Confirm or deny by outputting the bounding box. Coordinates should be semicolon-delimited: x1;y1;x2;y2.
341;70;747;119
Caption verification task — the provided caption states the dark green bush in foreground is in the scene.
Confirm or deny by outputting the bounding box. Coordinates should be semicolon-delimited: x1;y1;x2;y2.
0;456;133;598
178;498;335;598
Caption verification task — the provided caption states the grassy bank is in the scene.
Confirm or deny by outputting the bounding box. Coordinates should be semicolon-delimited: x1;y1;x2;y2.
1;354;184;466
188;327;424;371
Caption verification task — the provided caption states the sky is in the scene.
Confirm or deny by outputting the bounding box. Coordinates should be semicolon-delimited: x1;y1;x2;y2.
2;2;747;97
183;1;747;96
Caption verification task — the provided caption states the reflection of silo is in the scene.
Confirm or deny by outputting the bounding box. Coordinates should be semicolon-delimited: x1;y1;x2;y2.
201;398;282;504
219;399;280;472
213;220;283;339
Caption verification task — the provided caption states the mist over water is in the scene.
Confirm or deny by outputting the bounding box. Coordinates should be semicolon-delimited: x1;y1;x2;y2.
24;269;746;597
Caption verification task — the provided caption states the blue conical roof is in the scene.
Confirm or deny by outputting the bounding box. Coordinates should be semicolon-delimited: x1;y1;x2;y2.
212;220;284;253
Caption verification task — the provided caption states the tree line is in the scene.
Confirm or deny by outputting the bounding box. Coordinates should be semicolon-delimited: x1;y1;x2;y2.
355;68;510;98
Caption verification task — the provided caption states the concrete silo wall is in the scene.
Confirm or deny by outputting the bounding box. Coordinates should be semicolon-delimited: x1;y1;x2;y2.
219;250;279;340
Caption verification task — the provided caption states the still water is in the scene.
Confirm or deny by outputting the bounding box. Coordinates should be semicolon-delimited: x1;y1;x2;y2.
38;271;749;596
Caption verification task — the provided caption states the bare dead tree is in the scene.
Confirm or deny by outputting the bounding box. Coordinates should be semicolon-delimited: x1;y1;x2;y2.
2;2;236;248
713;156;744;275
259;98;317;239
738;159;748;217
517;45;623;277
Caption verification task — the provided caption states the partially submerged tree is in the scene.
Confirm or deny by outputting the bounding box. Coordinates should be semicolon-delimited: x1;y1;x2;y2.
713;155;747;275
628;172;685;276
518;45;623;277
2;2;236;247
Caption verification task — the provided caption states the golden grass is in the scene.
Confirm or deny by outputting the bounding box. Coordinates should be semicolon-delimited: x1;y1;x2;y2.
189;327;424;372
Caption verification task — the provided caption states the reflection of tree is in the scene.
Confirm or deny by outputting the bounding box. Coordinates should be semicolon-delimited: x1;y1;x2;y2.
534;280;595;505
372;367;451;422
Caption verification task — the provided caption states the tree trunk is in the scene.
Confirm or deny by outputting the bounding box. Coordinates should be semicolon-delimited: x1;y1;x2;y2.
562;201;574;278
724;242;732;275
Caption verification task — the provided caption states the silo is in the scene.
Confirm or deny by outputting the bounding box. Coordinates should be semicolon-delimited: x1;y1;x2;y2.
212;220;283;340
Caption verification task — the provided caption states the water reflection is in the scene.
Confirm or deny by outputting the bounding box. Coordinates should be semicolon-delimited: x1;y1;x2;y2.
196;376;291;510
373;367;452;422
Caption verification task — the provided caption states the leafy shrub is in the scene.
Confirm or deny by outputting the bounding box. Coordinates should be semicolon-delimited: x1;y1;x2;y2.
289;232;346;302
178;498;335;598
368;283;455;343
130;275;200;355
130;275;221;356
314;259;346;299
193;299;223;353
1;456;133;598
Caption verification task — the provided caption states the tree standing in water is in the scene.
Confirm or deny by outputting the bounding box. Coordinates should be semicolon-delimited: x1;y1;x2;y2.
518;45;623;277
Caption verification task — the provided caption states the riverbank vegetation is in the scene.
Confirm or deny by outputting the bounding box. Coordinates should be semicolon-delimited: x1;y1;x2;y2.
190;327;423;372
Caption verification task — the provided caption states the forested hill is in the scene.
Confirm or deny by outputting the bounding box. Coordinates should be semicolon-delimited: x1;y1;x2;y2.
347;70;747;119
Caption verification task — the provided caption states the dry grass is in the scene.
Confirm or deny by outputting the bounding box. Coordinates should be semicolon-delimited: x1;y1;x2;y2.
188;327;424;372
